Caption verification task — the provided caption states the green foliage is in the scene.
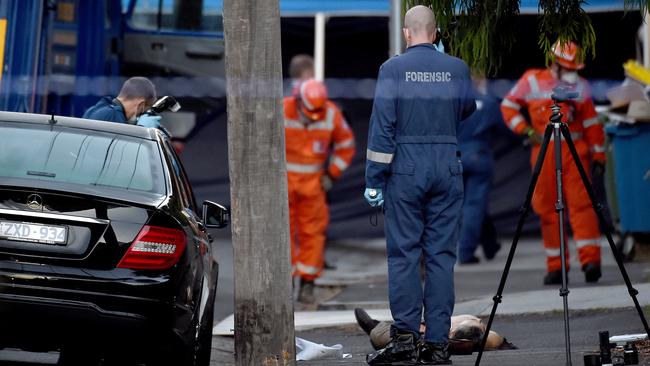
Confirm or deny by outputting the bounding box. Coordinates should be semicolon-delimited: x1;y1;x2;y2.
406;0;604;75
538;1;596;67
406;0;519;76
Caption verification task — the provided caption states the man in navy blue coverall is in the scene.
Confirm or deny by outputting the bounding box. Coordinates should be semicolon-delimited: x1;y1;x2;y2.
364;5;475;365
83;77;160;127
457;78;503;264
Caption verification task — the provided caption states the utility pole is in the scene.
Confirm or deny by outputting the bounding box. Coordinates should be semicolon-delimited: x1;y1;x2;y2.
222;0;295;365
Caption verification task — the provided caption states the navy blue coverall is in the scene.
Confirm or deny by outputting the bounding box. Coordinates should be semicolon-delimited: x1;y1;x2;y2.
365;43;475;343
83;96;128;123
457;95;502;262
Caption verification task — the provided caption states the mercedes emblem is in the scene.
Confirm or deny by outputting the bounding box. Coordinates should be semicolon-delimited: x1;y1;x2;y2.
26;194;43;211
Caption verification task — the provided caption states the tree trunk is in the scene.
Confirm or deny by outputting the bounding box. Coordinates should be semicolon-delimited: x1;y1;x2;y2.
222;0;295;365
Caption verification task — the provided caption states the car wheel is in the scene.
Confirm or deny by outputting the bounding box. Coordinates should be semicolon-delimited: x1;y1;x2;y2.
196;303;215;366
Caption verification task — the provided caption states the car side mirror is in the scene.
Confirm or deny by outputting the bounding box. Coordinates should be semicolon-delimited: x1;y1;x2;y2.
202;201;229;229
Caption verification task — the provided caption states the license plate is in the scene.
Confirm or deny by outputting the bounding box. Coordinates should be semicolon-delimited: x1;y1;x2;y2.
0;220;68;245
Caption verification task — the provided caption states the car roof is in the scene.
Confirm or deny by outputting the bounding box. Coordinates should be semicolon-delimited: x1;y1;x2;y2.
0;111;158;140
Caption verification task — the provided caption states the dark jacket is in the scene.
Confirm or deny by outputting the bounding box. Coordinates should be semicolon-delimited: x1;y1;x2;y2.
83;97;128;123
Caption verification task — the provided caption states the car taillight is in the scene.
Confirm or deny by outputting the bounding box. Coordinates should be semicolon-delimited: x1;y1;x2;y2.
117;226;186;270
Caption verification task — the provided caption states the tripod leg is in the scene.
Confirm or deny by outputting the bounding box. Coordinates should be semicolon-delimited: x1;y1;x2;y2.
559;123;650;337
474;125;554;366
553;123;572;366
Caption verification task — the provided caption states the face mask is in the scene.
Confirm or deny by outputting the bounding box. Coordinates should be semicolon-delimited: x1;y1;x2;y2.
560;71;578;84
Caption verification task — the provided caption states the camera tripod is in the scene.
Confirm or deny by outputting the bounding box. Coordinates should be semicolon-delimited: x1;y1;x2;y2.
474;90;650;366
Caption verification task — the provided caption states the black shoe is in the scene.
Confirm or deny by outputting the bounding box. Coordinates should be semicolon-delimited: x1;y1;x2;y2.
543;270;563;285
355;308;380;336
459;256;480;265
583;262;601;283
483;243;502;260
417;342;452;365
298;278;315;304
366;331;418;365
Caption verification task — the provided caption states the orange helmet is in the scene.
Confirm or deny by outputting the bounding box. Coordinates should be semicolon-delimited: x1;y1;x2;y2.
298;79;328;120
551;40;585;70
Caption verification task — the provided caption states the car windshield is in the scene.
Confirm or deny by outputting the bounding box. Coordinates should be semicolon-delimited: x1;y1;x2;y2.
0;123;165;196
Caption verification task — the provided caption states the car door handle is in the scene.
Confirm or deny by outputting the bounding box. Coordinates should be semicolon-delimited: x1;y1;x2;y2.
185;44;224;59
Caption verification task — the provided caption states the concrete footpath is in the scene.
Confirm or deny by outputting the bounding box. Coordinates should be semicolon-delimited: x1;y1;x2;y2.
211;237;650;365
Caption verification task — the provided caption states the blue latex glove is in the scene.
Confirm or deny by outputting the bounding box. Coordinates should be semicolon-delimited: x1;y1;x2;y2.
137;114;161;128
364;188;384;207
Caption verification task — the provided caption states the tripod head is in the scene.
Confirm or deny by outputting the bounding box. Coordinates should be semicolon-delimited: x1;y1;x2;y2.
551;87;579;103
549;86;579;123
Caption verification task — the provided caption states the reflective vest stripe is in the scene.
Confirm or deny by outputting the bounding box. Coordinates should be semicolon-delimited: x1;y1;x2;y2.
576;238;601;249
331;156;349;171
296;262;320;275
308;108;335;131
591;144;606;153
527;74;540;94
367;149;394;164
508;115;525;130
501;98;521;110
583;117;599;129
285;119;303;129
286;162;323;173
334;138;355;150
545;248;561;257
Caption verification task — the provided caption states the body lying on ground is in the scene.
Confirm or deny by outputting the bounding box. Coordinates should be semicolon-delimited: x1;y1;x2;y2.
354;308;516;354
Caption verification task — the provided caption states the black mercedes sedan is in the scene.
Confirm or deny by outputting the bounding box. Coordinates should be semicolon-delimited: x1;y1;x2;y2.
0;112;228;365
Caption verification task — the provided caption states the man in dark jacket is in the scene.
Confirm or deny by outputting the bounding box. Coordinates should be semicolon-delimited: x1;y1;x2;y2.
83;77;160;127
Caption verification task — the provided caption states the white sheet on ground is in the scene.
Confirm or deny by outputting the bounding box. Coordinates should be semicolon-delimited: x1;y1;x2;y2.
295;337;352;361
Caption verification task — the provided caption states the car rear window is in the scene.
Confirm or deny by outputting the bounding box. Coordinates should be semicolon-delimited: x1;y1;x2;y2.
0;123;165;195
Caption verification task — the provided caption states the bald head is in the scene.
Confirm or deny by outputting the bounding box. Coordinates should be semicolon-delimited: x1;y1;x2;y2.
403;5;436;46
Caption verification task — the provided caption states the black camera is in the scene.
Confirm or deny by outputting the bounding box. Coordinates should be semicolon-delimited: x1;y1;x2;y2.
551;86;579;103
146;96;181;115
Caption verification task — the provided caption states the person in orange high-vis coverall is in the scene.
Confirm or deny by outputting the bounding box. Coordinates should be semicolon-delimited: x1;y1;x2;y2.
284;79;356;303
500;41;606;285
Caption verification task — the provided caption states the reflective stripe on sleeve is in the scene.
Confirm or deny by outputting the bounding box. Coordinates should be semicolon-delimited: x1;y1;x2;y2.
501;98;521;110
545;248;561;257
367;149;394;164
334;138;355;150
527;75;540;94
286;162;323;173
296;262;320;275
583;117;599;129
576;238;601;249
591;144;606;153
508;115;524;129
284;119;304;129
331;156;350;171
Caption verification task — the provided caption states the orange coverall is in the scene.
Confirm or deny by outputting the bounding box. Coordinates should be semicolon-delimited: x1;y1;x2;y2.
500;68;605;273
283;97;356;280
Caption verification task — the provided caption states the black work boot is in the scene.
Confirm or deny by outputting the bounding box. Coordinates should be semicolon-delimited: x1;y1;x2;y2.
366;330;417;365
298;278;315;304
418;342;452;365
355;308;380;335
543;270;563;285
583;262;601;283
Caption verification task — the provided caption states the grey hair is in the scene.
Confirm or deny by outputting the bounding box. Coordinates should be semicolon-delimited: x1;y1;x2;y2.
118;77;157;105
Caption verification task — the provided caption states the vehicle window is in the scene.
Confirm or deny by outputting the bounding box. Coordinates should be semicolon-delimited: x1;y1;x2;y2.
0;123;165;195
162;140;196;211
129;0;159;30
129;0;223;32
